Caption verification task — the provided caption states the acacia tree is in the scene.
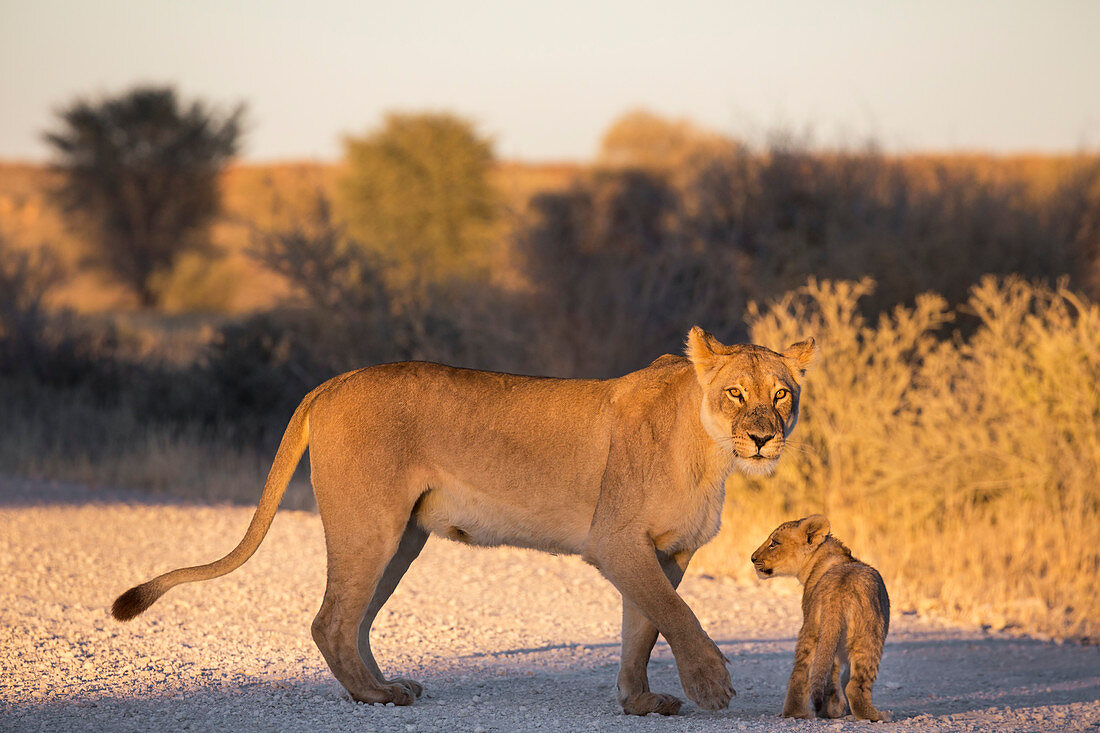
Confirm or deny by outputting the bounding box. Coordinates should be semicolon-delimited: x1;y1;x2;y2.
45;86;244;307
337;112;498;283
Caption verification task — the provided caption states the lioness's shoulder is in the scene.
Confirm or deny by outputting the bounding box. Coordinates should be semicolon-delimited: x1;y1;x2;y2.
647;353;687;369
611;354;692;398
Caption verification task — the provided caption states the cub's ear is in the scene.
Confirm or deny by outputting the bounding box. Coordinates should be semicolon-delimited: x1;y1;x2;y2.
685;326;727;381
801;514;830;546
783;337;816;378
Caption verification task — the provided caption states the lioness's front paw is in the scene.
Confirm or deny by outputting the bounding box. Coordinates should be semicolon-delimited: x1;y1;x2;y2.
390;677;423;698
351;682;417;706
621;691;683;716
677;644;735;711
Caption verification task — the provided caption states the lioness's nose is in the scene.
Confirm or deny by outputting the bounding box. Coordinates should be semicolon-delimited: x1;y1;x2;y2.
749;433;774;449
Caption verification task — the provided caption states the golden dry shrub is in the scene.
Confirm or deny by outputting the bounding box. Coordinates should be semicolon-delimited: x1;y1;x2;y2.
697;277;1100;639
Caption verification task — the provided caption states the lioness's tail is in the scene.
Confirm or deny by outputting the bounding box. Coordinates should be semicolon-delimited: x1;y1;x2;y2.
111;388;317;621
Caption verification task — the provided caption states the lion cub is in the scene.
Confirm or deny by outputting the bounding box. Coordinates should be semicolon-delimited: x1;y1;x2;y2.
751;515;891;722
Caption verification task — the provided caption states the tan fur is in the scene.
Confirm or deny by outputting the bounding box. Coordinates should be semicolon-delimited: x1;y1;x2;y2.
112;327;814;715
751;515;891;722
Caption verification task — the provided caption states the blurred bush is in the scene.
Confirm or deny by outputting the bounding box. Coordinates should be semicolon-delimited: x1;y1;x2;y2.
337;112;499;284
151;251;244;314
517;170;748;377
0;235;66;374
597;108;737;174
514;115;1099;377
0;232;116;385
249;189;533;375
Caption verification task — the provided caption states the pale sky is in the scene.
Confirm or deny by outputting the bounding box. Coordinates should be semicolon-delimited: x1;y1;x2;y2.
2;0;1098;162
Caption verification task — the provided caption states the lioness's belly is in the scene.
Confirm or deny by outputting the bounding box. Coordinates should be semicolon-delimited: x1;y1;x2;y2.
413;479;594;555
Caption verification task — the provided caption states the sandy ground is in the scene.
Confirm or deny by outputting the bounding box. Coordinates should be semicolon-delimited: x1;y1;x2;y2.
1;477;1097;733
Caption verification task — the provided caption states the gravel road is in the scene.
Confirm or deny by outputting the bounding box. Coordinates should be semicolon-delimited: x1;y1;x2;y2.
1;477;1097;732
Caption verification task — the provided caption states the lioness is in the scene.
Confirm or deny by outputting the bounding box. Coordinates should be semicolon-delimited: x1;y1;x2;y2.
751;515;891;722
113;327;814;716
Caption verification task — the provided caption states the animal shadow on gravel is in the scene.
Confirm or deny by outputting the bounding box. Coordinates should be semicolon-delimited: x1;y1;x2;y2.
710;633;1100;722
5;634;1095;728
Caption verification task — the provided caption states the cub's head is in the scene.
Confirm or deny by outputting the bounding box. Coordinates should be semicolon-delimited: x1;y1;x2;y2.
750;514;831;579
685;326;815;477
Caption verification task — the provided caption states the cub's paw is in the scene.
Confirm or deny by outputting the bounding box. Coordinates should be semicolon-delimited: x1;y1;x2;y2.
782;706;814;720
824;694;849;719
783;695;814;719
815;691;849;719
621;691;683;716
677;644;735;710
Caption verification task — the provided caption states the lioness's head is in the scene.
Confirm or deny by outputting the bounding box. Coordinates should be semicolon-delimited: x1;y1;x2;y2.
685;326;815;476
750;514;831;579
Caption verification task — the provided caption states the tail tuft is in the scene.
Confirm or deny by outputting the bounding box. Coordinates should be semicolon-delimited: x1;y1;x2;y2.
111;582;161;621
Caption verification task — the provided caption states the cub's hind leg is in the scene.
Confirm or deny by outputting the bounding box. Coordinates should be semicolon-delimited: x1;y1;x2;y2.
782;623;816;718
845;635;890;722
357;517;429;699
823;655;850;718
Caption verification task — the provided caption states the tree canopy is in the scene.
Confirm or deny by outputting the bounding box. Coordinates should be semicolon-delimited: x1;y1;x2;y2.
337;112;498;283
45;86;244;307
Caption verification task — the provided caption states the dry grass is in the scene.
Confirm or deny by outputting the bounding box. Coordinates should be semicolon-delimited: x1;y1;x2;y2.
695;277;1100;640
0;378;314;510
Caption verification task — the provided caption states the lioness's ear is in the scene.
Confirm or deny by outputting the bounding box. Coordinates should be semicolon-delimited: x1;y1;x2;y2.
783;337;816;378
801;514;830;546
685;326;725;381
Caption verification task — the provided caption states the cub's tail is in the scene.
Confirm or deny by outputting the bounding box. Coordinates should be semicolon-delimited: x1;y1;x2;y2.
111;388;317;621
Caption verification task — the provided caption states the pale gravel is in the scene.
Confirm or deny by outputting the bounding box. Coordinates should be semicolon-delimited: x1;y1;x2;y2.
1;477;1097;733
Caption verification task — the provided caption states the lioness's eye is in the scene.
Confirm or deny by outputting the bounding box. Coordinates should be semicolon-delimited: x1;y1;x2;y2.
774;388;789;402
725;387;743;402
769;539;779;548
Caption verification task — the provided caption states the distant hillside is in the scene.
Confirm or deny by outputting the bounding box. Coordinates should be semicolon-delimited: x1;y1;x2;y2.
0;160;582;313
1;153;1090;314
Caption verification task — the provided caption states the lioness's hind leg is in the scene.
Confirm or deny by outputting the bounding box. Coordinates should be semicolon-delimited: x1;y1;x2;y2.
311;483;419;706
358;517;429;698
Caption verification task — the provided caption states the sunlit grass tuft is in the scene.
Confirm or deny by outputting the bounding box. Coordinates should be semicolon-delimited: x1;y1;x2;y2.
696;277;1100;639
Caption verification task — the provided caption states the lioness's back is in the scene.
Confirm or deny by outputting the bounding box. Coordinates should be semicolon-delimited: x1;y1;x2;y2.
307;358;693;462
